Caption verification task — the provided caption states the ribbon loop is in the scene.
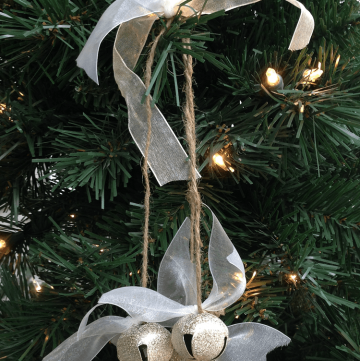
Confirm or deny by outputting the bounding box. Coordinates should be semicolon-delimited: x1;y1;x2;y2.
218;323;291;361
202;210;247;311
157;217;197;306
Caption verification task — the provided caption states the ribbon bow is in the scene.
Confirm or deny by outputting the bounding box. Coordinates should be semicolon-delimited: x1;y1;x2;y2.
76;0;314;186
43;208;290;361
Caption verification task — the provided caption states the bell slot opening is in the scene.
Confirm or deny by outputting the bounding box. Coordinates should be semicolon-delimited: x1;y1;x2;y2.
139;344;148;361
212;337;228;360
184;334;194;357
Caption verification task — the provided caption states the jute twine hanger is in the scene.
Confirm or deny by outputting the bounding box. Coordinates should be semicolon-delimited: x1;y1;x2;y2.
141;16;203;314
141;18;173;289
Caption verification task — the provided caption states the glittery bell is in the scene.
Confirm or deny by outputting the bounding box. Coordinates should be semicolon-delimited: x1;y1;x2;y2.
117;323;173;361
171;313;229;361
169;349;188;361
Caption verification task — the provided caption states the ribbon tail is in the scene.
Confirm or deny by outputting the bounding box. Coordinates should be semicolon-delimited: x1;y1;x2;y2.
114;16;157;70
43;316;136;361
286;0;315;50
76;0;154;84
113;26;201;186
43;333;116;361
185;0;261;16
186;0;313;51
218;323;290;361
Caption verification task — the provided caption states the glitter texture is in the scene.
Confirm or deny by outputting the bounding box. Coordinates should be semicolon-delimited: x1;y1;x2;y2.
117;323;173;361
172;314;228;361
170;349;189;361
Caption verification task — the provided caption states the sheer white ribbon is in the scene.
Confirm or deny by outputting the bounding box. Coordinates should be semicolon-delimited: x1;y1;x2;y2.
77;0;314;84
43;207;290;361
76;0;314;186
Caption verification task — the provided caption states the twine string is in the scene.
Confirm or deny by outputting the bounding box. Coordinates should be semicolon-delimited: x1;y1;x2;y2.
141;18;173;288
182;37;203;313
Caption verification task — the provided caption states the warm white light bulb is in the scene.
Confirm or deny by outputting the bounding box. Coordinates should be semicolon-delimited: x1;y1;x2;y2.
213;154;225;167
335;55;340;67
290;274;297;280
34;280;41;292
303;63;323;82
266;68;280;86
213;153;235;172
0;240;5;249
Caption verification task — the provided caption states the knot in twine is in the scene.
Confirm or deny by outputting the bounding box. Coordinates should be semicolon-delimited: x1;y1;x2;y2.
162;0;181;18
206;310;226;318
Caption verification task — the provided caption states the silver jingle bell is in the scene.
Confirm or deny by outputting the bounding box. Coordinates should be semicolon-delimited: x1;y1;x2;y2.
169;349;189;361
117;323;173;361
171;313;229;361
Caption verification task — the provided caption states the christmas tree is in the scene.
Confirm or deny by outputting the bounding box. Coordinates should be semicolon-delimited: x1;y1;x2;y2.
1;0;360;360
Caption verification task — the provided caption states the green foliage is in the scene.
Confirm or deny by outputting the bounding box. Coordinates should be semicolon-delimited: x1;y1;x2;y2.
1;0;360;360
34;112;140;206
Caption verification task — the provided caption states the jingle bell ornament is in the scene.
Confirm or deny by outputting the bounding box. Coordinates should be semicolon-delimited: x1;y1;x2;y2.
171;313;228;361
117;323;173;361
169;349;188;361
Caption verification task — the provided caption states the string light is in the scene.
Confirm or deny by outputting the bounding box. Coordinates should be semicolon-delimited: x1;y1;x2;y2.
213;154;225;167
265;68;284;90
303;62;323;82
266;68;279;86
70;214;75;218
33;280;42;292
0;240;5;249
235;315;239;319
246;271;257;286
300;105;305;113
335;55;341;68
129;272;133;277
212;154;235;172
